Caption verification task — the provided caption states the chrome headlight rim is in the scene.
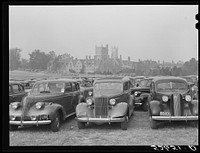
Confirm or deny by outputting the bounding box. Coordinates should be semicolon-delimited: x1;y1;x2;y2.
185;95;192;102
35;102;44;109
88;91;93;96
162;95;168;102
86;98;93;105
109;99;116;105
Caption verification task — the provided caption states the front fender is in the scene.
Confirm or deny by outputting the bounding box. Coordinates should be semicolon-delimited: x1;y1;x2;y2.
76;103;94;118
140;93;150;99
149;100;161;116
190;100;198;116
28;103;66;120
108;102;128;118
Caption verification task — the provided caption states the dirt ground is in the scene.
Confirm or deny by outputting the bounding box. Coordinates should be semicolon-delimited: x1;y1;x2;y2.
9;110;198;146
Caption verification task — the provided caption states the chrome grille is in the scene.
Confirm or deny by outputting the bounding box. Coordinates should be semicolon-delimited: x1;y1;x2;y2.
173;94;181;116
94;97;108;118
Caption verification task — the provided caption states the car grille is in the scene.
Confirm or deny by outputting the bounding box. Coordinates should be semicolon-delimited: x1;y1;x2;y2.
94;97;108;118
172;94;182;116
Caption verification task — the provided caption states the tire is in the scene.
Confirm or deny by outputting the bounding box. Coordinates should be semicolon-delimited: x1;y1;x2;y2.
150;117;158;129
142;100;149;111
77;121;86;129
10;125;18;131
50;112;61;132
121;116;128;130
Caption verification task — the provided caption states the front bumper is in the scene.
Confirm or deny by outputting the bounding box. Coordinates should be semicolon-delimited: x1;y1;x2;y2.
152;116;198;121
76;116;126;123
9;120;51;126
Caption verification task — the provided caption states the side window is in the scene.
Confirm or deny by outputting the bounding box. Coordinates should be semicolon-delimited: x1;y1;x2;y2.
19;85;24;92
9;85;12;93
71;82;77;91
65;82;72;92
12;84;20;94
124;82;129;91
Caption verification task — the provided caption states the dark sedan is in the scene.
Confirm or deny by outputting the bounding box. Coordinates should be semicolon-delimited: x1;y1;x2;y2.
9;79;81;132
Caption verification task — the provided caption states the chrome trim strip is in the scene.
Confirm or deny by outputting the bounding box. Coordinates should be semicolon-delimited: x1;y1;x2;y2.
10;120;51;125
76;117;125;122
152;116;198;121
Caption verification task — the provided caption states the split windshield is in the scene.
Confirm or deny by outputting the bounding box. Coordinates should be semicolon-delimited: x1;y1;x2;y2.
30;82;65;95
94;82;123;96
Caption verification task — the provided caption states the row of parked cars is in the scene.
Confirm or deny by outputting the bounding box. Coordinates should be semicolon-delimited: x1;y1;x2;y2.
9;75;198;132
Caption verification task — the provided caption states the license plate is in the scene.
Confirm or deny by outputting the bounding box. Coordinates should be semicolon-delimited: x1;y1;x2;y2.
160;112;171;116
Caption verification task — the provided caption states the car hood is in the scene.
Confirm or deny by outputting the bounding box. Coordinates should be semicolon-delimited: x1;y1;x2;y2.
21;93;62;116
156;90;189;96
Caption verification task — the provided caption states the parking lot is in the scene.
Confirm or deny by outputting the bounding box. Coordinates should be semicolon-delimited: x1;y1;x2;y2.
9;110;198;146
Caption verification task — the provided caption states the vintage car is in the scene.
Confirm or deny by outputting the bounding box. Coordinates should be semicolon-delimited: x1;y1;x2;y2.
9;79;81;132
131;77;156;111
181;76;195;88
148;76;198;129
9;81;27;104
129;76;145;87
75;77;134;130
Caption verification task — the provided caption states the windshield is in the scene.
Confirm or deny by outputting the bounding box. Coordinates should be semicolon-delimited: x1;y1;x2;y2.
139;79;152;87
156;81;188;91
94;82;122;96
30;82;65;95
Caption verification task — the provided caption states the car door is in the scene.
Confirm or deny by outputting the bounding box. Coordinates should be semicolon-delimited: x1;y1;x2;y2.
71;82;80;112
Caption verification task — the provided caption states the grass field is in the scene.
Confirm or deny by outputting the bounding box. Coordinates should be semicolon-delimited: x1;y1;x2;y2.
9;70;198;146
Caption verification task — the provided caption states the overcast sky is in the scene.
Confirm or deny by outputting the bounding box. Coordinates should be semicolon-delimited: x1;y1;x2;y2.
9;5;198;62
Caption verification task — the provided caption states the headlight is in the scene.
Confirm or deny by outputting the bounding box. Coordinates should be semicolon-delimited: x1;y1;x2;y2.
11;102;20;109
109;99;116;105
30;115;37;121
134;91;140;96
88;91;93;96
86;99;92;105
10;115;16;121
35;102;44;109
185;95;192;102
162;95;168;102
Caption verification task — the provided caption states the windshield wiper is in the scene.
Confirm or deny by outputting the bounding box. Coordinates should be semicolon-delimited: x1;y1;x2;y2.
40;91;50;93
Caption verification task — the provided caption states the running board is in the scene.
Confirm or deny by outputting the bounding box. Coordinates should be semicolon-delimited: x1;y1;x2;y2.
65;112;76;119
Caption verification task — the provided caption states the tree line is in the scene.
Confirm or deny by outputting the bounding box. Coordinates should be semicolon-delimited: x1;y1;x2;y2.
9;48;198;76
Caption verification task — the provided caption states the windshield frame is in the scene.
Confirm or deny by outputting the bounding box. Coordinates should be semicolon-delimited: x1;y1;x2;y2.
30;81;65;95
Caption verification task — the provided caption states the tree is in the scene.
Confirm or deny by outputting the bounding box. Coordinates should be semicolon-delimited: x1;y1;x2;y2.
29;50;50;70
9;48;21;70
20;58;29;69
182;58;198;75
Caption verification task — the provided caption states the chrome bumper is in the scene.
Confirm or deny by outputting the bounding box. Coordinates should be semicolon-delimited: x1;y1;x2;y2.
10;120;51;126
76;117;125;123
152;116;198;121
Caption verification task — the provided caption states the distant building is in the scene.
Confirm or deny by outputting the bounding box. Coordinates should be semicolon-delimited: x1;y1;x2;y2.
94;44;109;60
111;46;118;59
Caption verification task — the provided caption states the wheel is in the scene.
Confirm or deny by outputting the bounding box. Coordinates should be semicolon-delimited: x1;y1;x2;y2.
77;121;86;129
142;99;149;111
121;116;128;130
50;112;61;132
150;117;159;129
10;125;18;131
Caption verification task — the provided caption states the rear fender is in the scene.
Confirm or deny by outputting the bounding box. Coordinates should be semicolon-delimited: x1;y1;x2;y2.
149;100;161;116
76;103;94;118
108;102;128;118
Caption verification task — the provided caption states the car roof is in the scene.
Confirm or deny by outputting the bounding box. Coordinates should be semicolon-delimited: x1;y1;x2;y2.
152;76;187;83
94;77;130;83
34;78;77;84
9;81;23;85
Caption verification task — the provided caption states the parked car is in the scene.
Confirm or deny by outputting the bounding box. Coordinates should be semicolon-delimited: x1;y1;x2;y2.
181;76;195;88
129;76;145;87
131;77;156;111
148;76;198;129
9;81;27;104
9;79;81;132
75;77;134;130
